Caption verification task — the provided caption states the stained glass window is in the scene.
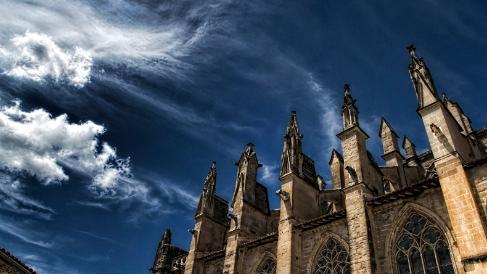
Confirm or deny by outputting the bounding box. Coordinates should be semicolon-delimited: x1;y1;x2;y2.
313;237;351;274
257;258;276;274
395;212;455;274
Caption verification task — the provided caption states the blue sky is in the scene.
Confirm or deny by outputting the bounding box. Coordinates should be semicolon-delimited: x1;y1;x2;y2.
0;0;486;273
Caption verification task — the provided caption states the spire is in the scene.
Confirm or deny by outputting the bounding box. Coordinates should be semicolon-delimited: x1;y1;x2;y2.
162;229;172;246
407;44;417;58
407;45;439;109
280;111;303;176
203;161;217;197
402;136;417;159
195;162;217;216
231;143;260;208
152;229;172;273
287;111;302;140
342;84;359;129
379;117;400;154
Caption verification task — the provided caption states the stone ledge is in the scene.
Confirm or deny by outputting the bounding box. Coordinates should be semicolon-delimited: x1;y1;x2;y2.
198;249;226;261
462;252;487;264
366;178;440;206
240;232;278;249
296;210;347;231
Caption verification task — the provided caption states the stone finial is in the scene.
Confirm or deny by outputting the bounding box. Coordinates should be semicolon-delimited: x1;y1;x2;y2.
203;161;217;195
162;229;172;245
195;161;217;217
342;84;359;129
407;44;416;58
280;111;303;176
344;83;351;97
286;111;302;138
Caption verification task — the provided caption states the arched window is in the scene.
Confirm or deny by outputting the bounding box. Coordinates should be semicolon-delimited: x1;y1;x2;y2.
257;258;276;274
313;237;351;274
394;212;455;274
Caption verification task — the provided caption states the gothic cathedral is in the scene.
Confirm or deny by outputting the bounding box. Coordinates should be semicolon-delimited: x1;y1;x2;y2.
150;47;487;274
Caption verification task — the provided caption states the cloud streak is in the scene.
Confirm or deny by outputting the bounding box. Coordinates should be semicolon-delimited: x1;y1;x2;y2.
0;220;53;248
0;173;55;220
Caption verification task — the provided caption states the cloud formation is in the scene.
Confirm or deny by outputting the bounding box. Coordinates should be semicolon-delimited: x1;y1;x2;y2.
0;0;219;86
0;101;131;197
1;32;92;87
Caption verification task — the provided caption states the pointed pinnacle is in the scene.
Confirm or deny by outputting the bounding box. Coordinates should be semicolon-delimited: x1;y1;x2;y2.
344;83;351;96
407;44;416;57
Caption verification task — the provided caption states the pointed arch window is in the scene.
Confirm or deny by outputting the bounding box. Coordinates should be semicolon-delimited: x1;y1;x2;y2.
394;212;455;274
313;237;351;274
256;258;276;274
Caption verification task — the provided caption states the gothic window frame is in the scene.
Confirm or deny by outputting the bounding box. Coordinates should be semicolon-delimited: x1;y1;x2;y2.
308;233;351;274
253;252;277;274
256;257;276;274
386;203;460;274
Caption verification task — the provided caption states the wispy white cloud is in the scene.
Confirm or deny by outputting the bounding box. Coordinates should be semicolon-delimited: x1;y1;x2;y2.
0;0;221;85
0;220;53;248
18;251;81;274
153;179;199;210
307;73;341;154
71;200;111;211
0;32;92;87
0;173;55;219
75;230;120;246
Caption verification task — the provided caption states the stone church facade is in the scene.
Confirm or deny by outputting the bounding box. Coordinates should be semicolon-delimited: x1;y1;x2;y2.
151;46;487;274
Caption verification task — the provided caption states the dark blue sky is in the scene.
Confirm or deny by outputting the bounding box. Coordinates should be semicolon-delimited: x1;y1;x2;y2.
0;0;486;273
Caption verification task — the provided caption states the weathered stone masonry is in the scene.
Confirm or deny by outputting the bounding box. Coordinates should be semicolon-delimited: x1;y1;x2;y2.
151;46;487;274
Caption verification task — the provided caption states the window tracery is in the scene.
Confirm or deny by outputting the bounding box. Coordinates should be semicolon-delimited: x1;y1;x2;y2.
313;237;351;274
394;212;455;274
257;258;276;274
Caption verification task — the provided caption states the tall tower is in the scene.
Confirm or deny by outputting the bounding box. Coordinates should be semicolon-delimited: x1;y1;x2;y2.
408;45;487;272
276;111;321;274
337;84;380;189
223;143;270;274
184;162;229;274
337;84;376;274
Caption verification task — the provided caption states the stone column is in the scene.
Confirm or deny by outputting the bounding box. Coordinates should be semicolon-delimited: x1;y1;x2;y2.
436;156;487;273
344;183;373;274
